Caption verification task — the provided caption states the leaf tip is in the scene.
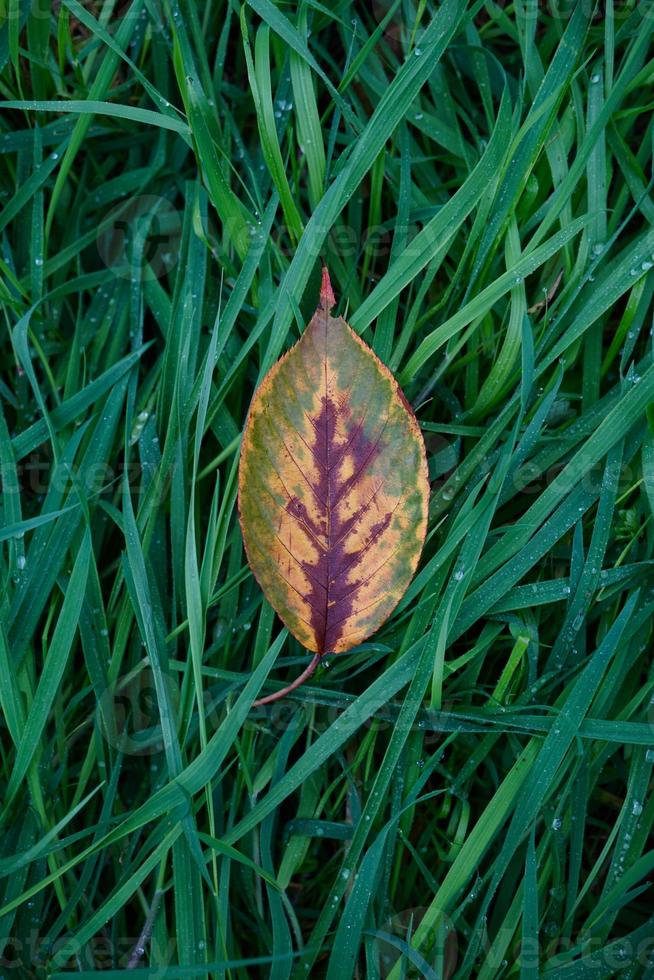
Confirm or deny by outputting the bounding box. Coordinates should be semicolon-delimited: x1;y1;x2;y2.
319;265;336;312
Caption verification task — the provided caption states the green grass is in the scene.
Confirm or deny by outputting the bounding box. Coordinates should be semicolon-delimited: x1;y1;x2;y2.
1;1;654;977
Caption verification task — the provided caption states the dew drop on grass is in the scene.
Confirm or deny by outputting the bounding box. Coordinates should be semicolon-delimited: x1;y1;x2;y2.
414;48;422;56
631;800;643;816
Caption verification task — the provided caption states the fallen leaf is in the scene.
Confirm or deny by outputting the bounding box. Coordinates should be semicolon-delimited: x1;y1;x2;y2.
238;268;429;665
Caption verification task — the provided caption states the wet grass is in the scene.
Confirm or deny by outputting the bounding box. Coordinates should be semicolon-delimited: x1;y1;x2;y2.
1;1;654;977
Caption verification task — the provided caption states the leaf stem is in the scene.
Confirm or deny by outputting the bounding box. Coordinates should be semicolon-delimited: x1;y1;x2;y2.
253;653;322;707
320;265;336;311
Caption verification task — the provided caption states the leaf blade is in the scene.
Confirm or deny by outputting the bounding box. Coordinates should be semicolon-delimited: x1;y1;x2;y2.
238;276;429;654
